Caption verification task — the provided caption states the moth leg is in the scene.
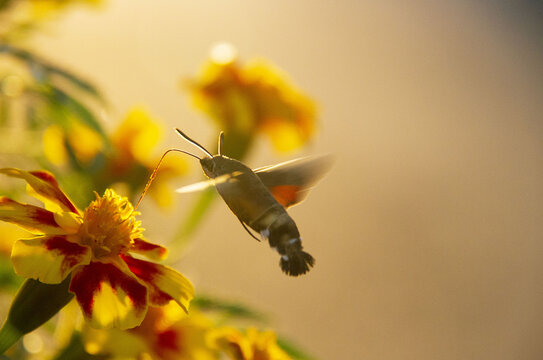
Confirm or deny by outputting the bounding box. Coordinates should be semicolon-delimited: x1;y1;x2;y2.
237;218;261;242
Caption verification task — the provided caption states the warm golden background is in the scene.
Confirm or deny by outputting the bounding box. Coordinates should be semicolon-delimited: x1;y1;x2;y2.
29;1;543;359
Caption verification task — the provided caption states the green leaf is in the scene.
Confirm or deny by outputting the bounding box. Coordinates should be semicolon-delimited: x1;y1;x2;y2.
193;295;268;323
0;44;104;103
44;66;104;104
48;85;108;141
277;336;316;360
0;258;22;291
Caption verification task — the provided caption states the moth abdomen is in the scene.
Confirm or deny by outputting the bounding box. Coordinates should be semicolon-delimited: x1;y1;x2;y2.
278;238;315;276
264;213;315;276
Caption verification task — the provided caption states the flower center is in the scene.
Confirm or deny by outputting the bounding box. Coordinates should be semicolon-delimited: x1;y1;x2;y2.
78;189;143;260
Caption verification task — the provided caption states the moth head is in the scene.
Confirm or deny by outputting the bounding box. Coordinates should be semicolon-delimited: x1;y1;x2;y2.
200;156;217;177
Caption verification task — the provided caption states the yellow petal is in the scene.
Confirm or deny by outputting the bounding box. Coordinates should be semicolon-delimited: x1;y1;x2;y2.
0;222;29;256
43;125;68;166
0;168;79;213
70;261;149;330
262;119;307;152
112;107;161;163
54;211;83;233
67;122;103;163
83;325;149;357
0;197;66;234
11;235;91;284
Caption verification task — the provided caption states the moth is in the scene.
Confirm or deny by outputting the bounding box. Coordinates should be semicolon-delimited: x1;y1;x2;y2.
172;129;333;276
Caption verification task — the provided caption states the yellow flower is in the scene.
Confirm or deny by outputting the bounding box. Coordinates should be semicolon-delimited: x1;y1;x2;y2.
43;123;104;166
84;302;217;360
209;327;291;360
110;107;161;167
108;107;188;208
0;168;193;330
188;44;316;154
42;107;187;209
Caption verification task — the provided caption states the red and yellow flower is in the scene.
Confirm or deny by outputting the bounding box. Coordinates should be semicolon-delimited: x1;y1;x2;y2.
188;43;317;155
84;302;217;360
208;326;291;360
0;168;193;330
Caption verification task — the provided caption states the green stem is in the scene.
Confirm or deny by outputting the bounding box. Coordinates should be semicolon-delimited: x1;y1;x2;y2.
0;321;21;354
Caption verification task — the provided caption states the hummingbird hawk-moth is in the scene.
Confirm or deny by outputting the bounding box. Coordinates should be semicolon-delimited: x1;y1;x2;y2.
173;129;333;276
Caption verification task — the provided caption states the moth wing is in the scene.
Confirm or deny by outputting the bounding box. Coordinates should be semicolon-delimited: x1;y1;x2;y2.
254;154;333;208
175;173;240;194
175;179;214;194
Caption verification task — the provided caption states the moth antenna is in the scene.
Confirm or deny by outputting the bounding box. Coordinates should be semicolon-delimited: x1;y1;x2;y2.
175;128;213;157
133;148;200;211
218;131;224;156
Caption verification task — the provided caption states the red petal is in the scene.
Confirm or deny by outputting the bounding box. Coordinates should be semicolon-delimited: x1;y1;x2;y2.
70;262;148;329
11;235;91;284
29;170;79;213
45;236;91;273
0;197;64;234
121;254;193;312
131;238;168;260
0;168;78;213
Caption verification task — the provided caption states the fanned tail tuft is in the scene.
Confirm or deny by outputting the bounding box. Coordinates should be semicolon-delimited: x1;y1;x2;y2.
280;250;315;276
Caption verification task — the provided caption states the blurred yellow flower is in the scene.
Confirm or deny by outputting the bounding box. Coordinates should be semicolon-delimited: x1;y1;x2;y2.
84;302;217;360
107;107;187;209
208;326;291;360
111;107;161;167
188;44;316;154
43;122;103;166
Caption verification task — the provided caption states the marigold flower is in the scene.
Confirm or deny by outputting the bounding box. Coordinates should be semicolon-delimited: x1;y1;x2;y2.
208;326;291;360
43;123;104;166
84;302;217;360
0;168;193;330
107;107;188;208
188;44;316;155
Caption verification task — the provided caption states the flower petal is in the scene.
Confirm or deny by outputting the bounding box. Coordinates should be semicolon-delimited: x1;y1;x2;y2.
0;168;78;213
121;254;193;312
0;197;65;234
70;261;149;330
130;238;168;261
83;325;149;358
11;235;91;284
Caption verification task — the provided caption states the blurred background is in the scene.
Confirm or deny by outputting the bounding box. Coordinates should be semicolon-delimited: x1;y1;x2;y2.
3;0;543;359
